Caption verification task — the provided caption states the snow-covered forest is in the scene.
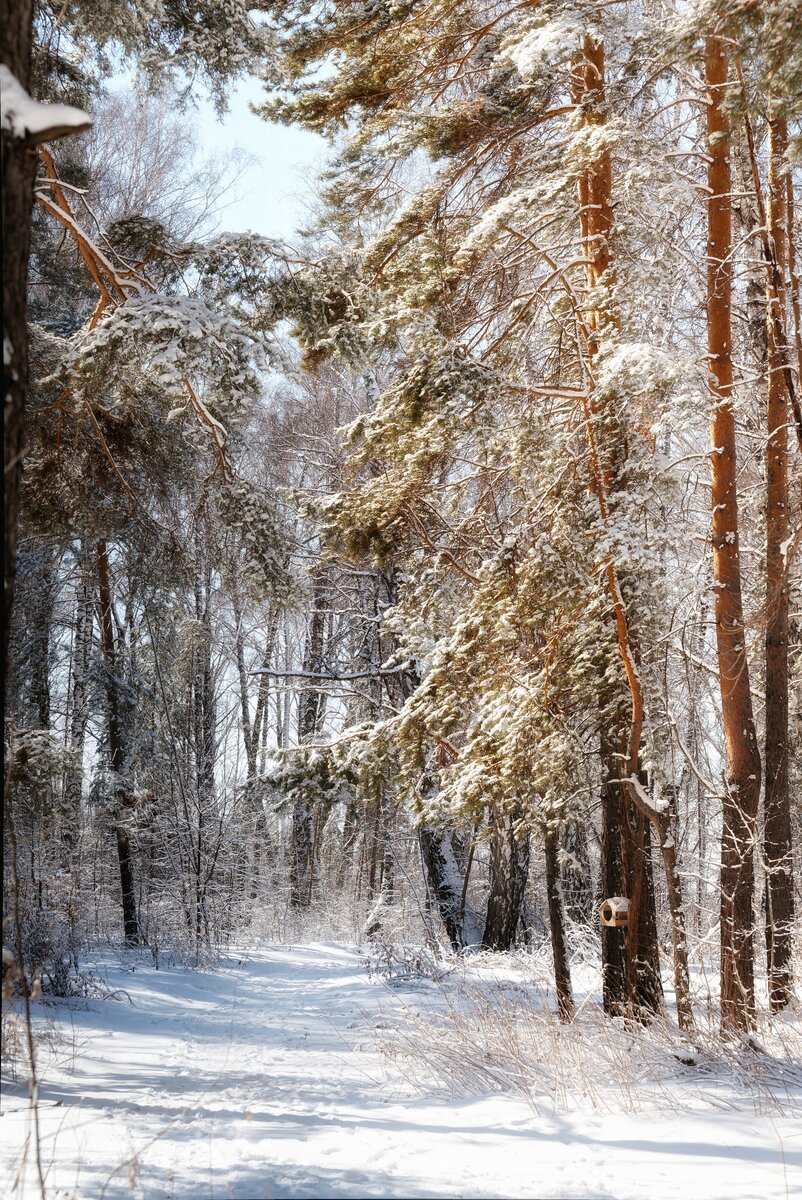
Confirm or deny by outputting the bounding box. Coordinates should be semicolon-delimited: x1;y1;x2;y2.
2;1;801;1197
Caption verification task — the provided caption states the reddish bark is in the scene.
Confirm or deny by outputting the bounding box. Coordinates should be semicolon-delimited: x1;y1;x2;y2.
705;37;761;1034
574;36;692;1028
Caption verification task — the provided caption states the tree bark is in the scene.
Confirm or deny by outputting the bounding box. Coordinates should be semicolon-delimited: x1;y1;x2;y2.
192;553;216;804
574;36;663;1017
291;572;328;908
764;116;794;1012
2;0;37;688
600;725;662;1019
705;36;761;1034
97;540;140;946
233;589;257;779
9;545;56;727
419;826;480;951
3;4;89;690
63;544;94;860
573;35;691;1028
545;827;574;1021
482;810;529;951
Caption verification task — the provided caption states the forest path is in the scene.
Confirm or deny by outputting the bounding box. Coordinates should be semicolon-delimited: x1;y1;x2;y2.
1;944;799;1199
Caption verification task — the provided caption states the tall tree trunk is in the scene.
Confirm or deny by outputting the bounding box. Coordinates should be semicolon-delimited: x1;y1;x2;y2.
291;801;316;909
338;796;362;889
705;36;761;1034
573;35;691;1027
97;540;139;947
544;827;574;1021
419;825;481;951
25;548;56;728
686;594;709;941
250;611;280;897
63;545;93;861
291;573;328;908
575;40;663;1019
189;540;218;957
600;723;627;1013
764;116;794;1012
600;721;662;1018
2;3;89;688
252;608;280;770
2;0;36;688
624;795;664;1019
193;555;216;804
482;810;529;951
232;589;257;779
9;545;56;727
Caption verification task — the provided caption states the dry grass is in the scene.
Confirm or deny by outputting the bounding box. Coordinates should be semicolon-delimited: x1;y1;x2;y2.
371;958;802;1118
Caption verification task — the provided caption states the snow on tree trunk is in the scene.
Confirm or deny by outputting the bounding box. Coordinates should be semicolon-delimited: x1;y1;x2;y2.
419;827;481;952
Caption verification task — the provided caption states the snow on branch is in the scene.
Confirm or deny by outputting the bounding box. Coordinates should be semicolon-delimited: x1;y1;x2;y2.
626;774;669;816
250;661;413;681
1;66;91;143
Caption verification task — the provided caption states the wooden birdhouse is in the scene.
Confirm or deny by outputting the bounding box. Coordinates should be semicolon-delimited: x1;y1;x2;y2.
599;897;630;928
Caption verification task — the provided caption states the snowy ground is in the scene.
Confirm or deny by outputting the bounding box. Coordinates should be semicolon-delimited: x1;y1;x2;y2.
1;944;800;1199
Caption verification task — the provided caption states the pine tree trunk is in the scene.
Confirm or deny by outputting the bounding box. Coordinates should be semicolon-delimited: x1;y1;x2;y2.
63;546;94;860
600;730;662;1018
97;541;139;947
624;799;664;1019
291;573;328;908
482;811;529;951
656;792;694;1032
705;36;761;1034
764;116;794;1012
9;546;56;727
191;549;216;955
338;797;361;889
544;827;574;1021
572;34;691;1029
573;38;664;1019
290;802;316;908
233;589;257;779
600;731;628;1013
193;556;216;804
231;592;275;898
27;548;56;728
419;827;480;951
2;0;36;688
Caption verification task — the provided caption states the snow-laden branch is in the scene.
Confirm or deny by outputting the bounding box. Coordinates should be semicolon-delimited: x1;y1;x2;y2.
249;661;413;681
625;774;669;816
1;66;90;143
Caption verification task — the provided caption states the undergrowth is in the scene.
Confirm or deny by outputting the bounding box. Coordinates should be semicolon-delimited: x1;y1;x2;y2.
369;956;802;1119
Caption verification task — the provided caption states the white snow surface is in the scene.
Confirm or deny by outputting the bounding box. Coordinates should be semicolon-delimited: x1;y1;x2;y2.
0;65;90;141
1;944;799;1199
505;19;576;76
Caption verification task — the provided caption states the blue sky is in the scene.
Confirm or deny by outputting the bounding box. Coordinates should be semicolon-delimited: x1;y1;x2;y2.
194;78;326;240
